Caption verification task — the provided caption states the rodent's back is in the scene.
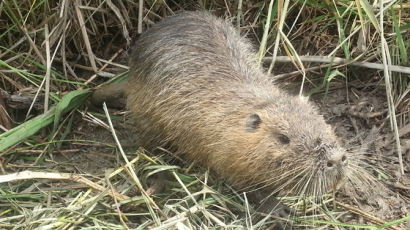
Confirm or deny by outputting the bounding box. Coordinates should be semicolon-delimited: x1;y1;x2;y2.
127;11;347;194
129;11;263;84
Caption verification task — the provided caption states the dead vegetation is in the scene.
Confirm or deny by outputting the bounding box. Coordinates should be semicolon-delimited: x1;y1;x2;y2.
0;0;409;229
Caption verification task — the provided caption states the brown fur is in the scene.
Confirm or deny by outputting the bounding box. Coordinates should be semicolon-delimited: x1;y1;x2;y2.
126;11;348;196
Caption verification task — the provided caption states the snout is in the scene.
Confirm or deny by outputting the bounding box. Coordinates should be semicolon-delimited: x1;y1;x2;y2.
326;149;348;169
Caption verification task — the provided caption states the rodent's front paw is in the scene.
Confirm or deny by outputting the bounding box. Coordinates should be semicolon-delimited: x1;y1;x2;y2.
258;199;294;229
271;205;294;230
248;192;294;229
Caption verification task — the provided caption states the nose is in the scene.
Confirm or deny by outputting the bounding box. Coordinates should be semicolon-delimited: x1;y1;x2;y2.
326;151;348;168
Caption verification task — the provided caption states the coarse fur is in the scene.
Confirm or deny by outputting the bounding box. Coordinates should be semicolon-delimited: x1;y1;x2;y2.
126;11;348;197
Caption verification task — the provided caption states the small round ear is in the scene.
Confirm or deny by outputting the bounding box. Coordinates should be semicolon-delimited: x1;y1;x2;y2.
245;114;262;132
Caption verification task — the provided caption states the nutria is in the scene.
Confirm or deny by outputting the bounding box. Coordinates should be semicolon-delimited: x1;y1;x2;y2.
126;11;349;214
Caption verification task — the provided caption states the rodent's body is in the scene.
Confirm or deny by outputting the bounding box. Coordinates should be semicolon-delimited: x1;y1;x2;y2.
126;11;348;196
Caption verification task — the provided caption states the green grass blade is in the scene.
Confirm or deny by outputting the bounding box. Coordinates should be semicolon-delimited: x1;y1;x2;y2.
391;8;408;64
359;0;380;31
257;0;276;64
0;89;91;152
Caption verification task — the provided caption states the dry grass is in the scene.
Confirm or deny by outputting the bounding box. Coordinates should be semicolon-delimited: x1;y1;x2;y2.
0;0;409;229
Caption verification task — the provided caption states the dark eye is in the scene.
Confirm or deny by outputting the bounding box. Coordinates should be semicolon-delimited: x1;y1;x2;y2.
277;134;290;144
245;114;262;132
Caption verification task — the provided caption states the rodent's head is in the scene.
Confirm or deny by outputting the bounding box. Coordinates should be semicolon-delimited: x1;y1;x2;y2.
243;96;348;196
